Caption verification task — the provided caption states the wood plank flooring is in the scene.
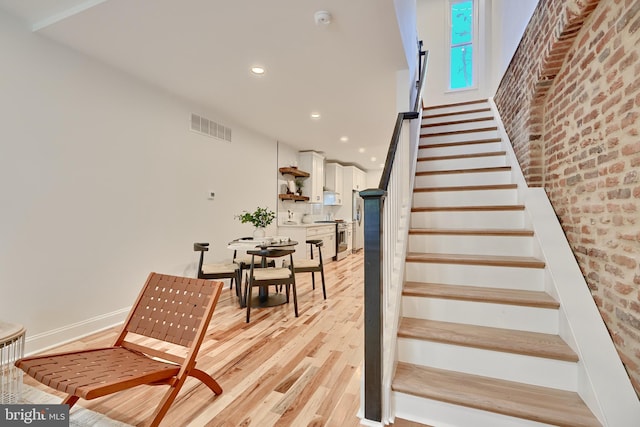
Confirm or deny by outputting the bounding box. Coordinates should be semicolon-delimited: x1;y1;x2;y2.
22;253;365;427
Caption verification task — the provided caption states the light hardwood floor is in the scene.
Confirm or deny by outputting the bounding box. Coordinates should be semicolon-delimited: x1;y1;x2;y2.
23;252;368;427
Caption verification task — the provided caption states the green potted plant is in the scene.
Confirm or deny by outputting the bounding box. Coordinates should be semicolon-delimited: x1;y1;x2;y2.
236;206;276;237
294;178;304;196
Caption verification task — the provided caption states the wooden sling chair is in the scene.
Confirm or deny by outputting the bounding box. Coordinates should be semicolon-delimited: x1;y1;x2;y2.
15;272;224;427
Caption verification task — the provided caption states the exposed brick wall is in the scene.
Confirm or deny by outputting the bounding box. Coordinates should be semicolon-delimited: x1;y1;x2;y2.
495;0;640;395
494;0;599;187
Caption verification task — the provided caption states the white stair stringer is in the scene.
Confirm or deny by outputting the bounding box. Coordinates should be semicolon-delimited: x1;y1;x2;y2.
390;99;640;427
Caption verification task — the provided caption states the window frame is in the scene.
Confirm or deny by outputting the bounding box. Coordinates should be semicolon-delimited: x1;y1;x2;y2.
447;0;479;91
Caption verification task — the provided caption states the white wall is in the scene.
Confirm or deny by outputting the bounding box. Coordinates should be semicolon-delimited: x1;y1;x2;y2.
0;10;278;353
489;0;539;93
394;0;420;94
417;0;538;105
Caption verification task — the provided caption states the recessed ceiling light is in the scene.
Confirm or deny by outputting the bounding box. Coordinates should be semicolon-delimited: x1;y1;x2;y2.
358;148;365;153
340;136;349;143
250;66;265;75
310;112;321;119
370;157;377;162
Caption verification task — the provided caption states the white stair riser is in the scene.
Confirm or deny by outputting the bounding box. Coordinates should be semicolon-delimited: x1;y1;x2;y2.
422;120;496;135
393;391;554;427
408;234;534;256
404;263;544;291
423;103;491;117
416;155;507;172
401;296;558;334
418;141;503;157
422;110;492;124
413;189;518;207
397;338;577;391
420;129;499;143
415;170;512;187
410;210;525;229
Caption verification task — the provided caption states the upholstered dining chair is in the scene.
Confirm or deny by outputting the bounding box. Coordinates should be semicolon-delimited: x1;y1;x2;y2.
15;273;224;427
194;242;242;304
245;247;298;323
284;239;327;299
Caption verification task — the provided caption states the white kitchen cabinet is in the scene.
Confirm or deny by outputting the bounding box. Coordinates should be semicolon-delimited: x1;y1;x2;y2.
345;165;366;191
299;151;325;203
307;224;336;260
277;224;336;261
276;226;307;260
324;162;344;205
346;223;353;254
353;167;366;191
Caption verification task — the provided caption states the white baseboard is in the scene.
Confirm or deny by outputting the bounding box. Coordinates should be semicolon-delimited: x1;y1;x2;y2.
24;307;130;356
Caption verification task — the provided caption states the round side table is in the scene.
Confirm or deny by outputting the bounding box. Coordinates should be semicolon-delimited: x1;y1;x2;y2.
0;321;26;404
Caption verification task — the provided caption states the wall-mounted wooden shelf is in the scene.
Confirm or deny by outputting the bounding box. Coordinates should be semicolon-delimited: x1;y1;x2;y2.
279;167;310;178
279;194;309;202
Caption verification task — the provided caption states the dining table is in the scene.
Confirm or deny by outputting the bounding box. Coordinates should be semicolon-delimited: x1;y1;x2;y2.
227;237;298;307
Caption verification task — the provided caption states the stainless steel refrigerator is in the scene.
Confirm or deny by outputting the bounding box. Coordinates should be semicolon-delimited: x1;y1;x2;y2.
352;190;364;252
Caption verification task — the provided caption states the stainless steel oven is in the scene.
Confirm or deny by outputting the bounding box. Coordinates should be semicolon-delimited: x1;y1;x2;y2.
336;222;348;260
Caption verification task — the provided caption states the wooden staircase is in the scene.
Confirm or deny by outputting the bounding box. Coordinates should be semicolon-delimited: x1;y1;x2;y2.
391;99;602;427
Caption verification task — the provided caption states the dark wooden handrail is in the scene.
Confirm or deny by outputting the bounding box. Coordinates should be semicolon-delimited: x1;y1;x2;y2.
361;45;428;423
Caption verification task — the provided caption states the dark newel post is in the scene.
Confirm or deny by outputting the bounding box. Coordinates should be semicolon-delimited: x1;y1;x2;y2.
360;188;386;422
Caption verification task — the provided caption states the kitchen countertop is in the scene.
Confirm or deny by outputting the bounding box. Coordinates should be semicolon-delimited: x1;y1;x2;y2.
277;223;329;228
278;220;352;228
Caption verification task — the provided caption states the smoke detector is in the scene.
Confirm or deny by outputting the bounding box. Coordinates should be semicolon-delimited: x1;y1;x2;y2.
314;11;332;25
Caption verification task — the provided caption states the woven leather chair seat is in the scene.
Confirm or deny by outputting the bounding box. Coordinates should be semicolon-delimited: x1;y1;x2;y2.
18;347;180;400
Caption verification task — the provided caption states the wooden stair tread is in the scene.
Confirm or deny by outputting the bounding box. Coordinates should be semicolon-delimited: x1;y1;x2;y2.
422;107;491;120
403;282;559;308
414;184;517;192
405;252;545;269
415;166;511;176
421;116;494;128
409;228;533;236
389;418;433;427
419;137;501;149
412;204;525;212
398;318;577;362
421;126;498;138
392;363;601;427
417;151;506;162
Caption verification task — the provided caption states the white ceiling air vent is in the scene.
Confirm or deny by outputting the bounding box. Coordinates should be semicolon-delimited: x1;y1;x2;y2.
190;113;232;142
